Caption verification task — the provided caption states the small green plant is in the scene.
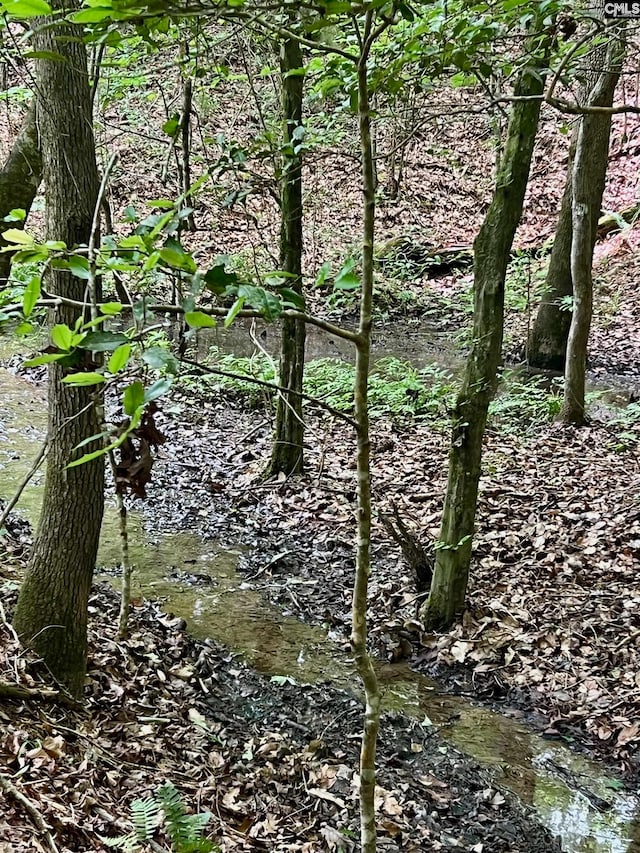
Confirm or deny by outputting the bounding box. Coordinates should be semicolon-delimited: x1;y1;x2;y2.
304;356;456;420
504;251;548;314
101;782;216;853
488;371;562;431
600;400;640;451
195;346;275;404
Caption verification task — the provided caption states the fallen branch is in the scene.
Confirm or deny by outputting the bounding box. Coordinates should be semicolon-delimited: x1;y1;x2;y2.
0;773;59;853
0;679;82;709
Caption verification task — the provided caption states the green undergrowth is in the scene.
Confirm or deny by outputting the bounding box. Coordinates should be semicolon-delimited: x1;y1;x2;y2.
194;348;584;433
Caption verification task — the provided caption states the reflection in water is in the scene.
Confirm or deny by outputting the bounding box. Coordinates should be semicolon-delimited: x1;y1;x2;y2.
95;535;640;853
1;364;639;853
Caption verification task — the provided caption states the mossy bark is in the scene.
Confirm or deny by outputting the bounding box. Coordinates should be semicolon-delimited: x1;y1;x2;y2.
527;137;575;370
422;53;548;631
268;36;306;477
560;31;625;424
12;2;104;698
0;101;42;284
528;26;621;371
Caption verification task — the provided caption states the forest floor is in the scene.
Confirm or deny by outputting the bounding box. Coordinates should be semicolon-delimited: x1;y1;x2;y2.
0;544;562;853
2;47;640;853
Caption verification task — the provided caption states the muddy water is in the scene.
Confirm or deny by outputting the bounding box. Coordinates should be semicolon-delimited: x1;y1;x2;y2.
94;535;640;853
196;316;462;372
1;361;639;852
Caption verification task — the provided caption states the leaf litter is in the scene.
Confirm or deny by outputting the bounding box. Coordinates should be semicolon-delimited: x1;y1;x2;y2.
0;556;561;852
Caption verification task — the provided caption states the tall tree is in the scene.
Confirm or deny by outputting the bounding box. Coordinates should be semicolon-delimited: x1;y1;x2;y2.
267;33;306;477
13;1;105;698
422;43;550;630
528;18;622;371
560;28;626;423
0;101;42;285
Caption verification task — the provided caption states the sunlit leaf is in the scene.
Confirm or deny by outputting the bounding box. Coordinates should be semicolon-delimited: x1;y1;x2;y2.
99;301;123;315
108;343;131;374
224;296;244;327
22;276;40;318
123;381;145;416
1;0;52;18
1;228;34;245
23;352;68;367
51;324;74;351
185;310;216;329
61;372;105;386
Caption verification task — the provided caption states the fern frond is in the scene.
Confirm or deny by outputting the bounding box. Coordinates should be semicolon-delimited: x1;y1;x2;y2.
97;831;141;852
178;839;216;853
157;783;214;852
131;795;161;842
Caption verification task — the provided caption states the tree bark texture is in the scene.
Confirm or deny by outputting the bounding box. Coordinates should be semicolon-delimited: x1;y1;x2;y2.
560;31;625;424
12;1;105;698
422;52;548;631
352;21;381;852
527;134;575;370
268;35;306;476
0;101;42;284
528;18;622;371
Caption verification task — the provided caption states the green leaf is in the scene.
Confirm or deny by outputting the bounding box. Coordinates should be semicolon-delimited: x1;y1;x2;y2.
67;447;109;468
224;296;244;327
144;378;172;403
142;346;179;374
67;254;90;280
185;311;216;329
23;352;68;367
237;284;281;321
2;208;26;222
61;372;106;386
334;259;360;291
22;276;40;318
69;5;114;22
159;239;197;273
15;321;34;336
51;324;74;351
314;261;331;288
279;287;305;310
23;50;66;61
74;430;109;451
123;381;145;416
203;263;239;294
80;331;129;352
1;0;52;18
1;228;34;245
99;301;123;316
162;115;180;136
108;343;131;374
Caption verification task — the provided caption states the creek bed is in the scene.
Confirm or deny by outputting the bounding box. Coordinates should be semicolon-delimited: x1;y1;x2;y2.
1;345;639;852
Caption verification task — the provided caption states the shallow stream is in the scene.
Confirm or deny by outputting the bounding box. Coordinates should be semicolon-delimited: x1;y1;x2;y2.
1;339;639;852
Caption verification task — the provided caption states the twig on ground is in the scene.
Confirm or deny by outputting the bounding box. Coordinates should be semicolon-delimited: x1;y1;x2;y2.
0;773;60;853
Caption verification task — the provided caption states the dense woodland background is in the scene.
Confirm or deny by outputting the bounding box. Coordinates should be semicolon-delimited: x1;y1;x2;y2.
0;0;640;851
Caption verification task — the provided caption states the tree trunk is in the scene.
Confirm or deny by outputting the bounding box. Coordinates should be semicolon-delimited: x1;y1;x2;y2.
267;35;306;477
527;135;575;370
352;20;381;851
0;101;42;284
421;50;548;631
12;2;105;698
560;31;625;424
528;21;622;371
